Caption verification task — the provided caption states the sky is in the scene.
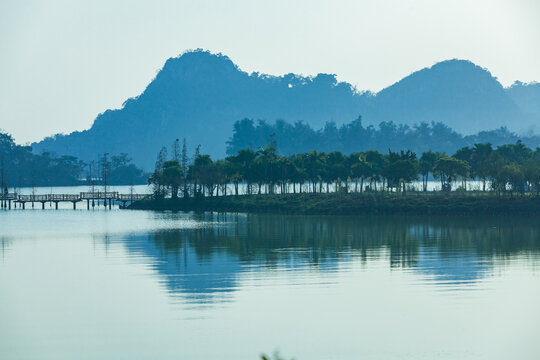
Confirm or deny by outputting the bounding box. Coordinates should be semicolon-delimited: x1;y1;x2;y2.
1;0;539;144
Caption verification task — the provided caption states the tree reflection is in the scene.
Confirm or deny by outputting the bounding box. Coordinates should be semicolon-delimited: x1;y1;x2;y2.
121;213;540;304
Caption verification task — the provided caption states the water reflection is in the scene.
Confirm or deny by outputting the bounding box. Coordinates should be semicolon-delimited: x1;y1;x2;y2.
0;237;12;260
119;213;540;304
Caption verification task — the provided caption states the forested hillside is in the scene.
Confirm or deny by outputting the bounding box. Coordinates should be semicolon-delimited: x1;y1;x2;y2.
1;130;146;187
227;118;540;156
32;50;539;170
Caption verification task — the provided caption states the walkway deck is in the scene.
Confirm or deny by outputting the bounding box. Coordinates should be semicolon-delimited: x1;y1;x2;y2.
0;192;148;210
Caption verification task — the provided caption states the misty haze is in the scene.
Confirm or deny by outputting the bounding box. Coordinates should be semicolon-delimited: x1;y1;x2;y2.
1;1;539;360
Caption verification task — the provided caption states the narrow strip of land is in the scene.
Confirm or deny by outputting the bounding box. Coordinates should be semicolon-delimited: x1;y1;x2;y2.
129;193;540;215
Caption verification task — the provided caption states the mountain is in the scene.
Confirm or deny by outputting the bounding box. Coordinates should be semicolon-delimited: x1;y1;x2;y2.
33;50;366;169
506;81;540;132
364;60;535;134
33;50;539;169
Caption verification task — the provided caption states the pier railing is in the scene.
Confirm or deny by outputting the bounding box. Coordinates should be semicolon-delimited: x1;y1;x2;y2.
0;193;18;200
18;195;49;202
117;194;148;201
50;194;81;201
80;192;119;199
1;191;148;210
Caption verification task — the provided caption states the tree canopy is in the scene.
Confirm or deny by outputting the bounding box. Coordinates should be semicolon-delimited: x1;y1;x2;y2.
227;118;540;158
0;130;147;189
150;138;540;198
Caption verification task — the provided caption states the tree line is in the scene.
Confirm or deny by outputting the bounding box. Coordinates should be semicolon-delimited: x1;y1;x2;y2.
149;138;540;198
227;117;540;157
0;130;147;191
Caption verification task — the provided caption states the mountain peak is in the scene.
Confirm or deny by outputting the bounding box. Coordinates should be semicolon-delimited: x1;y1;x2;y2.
367;58;523;134
430;58;485;71
381;58;500;93
160;50;241;78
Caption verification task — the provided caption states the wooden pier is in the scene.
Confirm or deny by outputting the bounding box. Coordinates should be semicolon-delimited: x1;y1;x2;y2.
0;192;147;210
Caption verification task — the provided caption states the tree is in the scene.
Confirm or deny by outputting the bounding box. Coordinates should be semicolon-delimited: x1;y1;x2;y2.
213;159;229;196
384;150;419;193
349;152;368;193
471;143;493;192
420;151;444;191
522;150;540;194
453;147;473;189
433;157;470;192
156;147;168;172
324;151;347;193
225;155;242;195
364;150;386;192
1;154;7;196
495;141;532;164
99;153;111;193
172;138;180;162
232;148;257;195
290;154;307;193
305;150;325;193
190;155;216;196
257;143;279;194
149;147;169;199
161;160;183;199
108;153;145;185
181;138;189;197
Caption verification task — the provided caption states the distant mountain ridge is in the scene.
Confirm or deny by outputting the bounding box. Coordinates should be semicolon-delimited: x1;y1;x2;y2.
506;81;540;121
368;60;534;133
33;50;539;169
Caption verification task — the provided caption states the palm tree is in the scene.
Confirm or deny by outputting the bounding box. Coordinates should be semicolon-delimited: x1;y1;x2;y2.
419;151;444;191
364;150;385;192
235;148;257;195
305;150;325;193
433;156;471;192
161;160;183;199
471;143;493;192
325;151;347;193
190;155;215;196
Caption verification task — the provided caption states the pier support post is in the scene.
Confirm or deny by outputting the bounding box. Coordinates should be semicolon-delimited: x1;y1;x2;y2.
109;198;112;210
41;202;45;210
8;200;11;210
73;201;76;210
55;202;58;210
87;199;90;210
22;202;25;210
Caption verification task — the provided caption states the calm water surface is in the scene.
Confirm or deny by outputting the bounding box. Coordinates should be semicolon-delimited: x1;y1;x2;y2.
1;209;539;360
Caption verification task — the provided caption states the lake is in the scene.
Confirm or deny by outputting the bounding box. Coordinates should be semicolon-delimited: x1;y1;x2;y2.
1;209;539;360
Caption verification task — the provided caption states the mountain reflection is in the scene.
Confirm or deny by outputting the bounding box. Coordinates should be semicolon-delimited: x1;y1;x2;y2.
119;213;540;304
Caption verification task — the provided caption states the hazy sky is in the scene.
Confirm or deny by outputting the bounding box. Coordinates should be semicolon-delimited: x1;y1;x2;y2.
1;0;539;144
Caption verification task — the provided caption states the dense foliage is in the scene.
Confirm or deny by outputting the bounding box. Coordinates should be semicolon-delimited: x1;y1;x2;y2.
227;118;540;157
0;130;146;189
150;139;540;198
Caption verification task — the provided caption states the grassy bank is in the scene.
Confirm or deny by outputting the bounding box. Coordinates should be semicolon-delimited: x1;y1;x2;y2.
129;193;540;215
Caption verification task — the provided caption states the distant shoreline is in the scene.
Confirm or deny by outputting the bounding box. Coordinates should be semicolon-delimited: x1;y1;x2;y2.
128;193;540;216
